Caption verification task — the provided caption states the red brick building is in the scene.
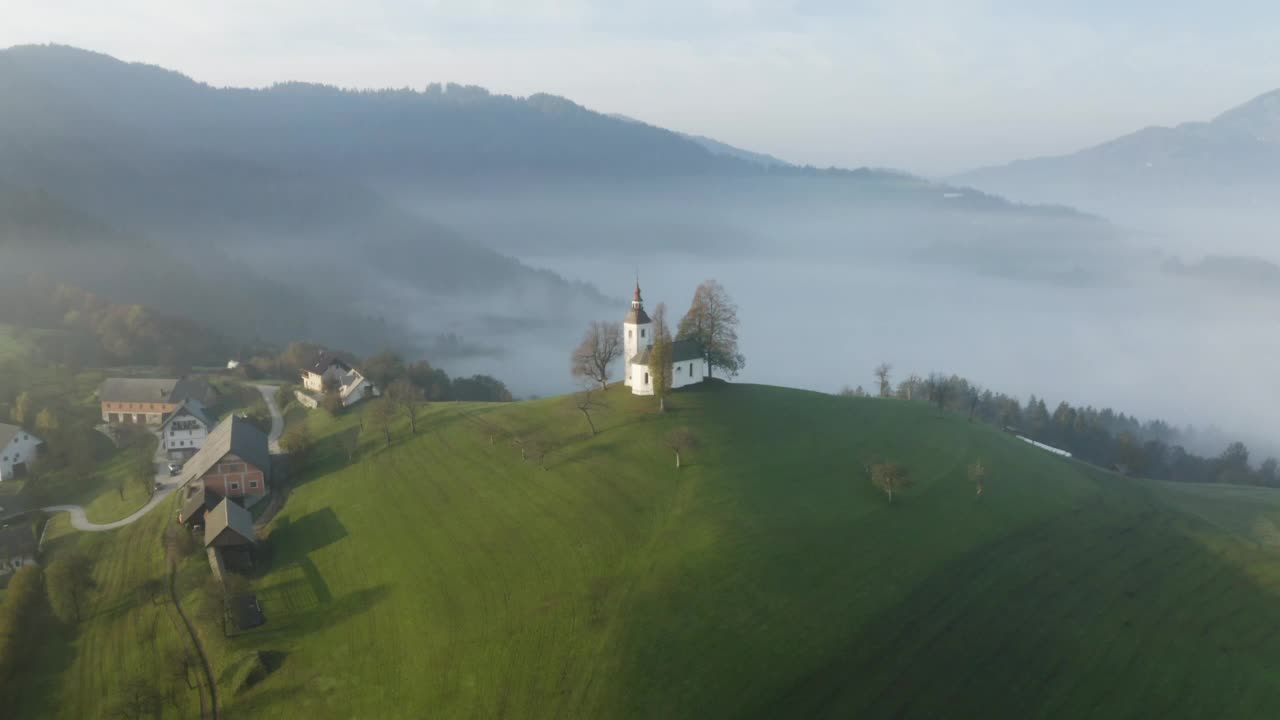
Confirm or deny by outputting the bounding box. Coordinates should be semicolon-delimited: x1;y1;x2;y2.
178;415;270;502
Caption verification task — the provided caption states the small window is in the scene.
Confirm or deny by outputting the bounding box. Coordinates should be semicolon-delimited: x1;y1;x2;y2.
643;372;649;385
640;329;646;338
690;364;694;377
249;481;258;489
628;329;632;338
230;482;240;490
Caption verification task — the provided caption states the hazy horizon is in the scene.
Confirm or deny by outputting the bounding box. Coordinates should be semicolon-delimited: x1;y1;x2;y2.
3;1;1280;175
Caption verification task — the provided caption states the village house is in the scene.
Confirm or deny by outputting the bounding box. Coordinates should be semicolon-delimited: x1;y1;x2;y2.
99;377;213;425
622;282;708;396
178;415;271;506
0;423;42;482
300;352;378;407
159;399;213;460
0;524;37;577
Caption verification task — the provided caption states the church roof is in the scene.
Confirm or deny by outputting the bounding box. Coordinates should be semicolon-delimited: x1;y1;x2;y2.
631;339;704;366
624;306;651;324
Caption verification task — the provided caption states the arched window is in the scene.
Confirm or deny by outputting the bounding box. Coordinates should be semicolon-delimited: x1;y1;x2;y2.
644;372;649;385
640;329;646;338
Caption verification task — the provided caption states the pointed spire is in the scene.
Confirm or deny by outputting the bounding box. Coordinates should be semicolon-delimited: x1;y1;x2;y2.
633;279;642;304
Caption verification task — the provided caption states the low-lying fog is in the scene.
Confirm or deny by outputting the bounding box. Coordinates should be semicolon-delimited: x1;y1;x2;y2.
423;246;1280;460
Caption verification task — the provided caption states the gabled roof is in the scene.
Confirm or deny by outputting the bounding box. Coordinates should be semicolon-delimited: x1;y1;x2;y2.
179;483;222;524
204;498;255;547
302;351;353;376
630;339;704;366
100;377;208;405
0;423;28;448
0;524;37;559
160;399;213;431
179;415;270;487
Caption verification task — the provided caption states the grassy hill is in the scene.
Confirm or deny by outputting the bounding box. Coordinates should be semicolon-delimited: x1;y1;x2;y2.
16;383;1280;718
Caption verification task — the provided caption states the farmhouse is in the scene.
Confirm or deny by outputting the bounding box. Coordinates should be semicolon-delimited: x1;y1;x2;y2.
622;282;708;396
0;524;37;576
300;352;378;407
179;415;270;504
159;399;213;460
0;423;42;482
100;377;213;425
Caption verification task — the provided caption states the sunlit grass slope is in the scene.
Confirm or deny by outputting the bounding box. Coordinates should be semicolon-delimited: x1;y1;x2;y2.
218;383;1280;718
17;383;1280;719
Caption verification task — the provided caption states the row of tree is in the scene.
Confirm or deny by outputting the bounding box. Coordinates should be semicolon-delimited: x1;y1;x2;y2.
850;365;1278;488
0;275;229;369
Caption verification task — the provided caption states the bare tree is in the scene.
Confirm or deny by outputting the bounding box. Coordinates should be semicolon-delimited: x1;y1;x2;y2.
676;279;745;378
665;428;699;469
967;389;981;422
968;461;987;497
571;320;623;389
366;397;396;448
388;377;424;434
870;461;912;504
571;388;607;436
874;363;893;398
339;430;360;463
165;647;198;690
898;374;923;402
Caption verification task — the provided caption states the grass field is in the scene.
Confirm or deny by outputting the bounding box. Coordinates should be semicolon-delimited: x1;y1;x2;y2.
15;383;1280;718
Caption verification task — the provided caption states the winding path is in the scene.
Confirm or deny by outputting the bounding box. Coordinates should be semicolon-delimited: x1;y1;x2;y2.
39;385;284;533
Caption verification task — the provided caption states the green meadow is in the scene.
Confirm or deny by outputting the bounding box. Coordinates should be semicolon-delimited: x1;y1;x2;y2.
16;383;1280;718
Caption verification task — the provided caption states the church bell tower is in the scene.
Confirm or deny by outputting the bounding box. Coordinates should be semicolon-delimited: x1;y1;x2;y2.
622;280;652;388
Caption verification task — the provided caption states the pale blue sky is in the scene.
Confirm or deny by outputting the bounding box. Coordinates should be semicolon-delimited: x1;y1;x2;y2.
3;1;1277;174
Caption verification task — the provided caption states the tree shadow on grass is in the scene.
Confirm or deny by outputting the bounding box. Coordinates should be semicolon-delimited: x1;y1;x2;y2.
10;618;79;717
246;583;390;644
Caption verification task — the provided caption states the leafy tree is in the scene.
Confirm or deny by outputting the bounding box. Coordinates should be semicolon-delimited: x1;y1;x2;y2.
279;424;314;468
570;320;623;390
320;388;344;416
450;375;513;402
34;406;60;436
665;427;699;469
46;550;96;624
874;363;893;398
0;566;51;693
676;279;744;378
11;391;33;427
870;461;912;504
968;461;987;497
649;303;673;411
362;350;406;390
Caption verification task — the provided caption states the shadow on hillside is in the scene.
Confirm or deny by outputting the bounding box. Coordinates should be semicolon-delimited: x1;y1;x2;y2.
744;504;1280;719
250;583;390;643
265;508;348;566
10;618;79;717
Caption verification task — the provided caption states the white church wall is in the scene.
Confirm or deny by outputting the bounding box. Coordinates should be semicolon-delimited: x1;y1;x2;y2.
670;358;707;389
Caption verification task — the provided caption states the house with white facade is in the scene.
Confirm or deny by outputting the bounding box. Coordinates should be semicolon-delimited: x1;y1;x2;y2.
0;423;42;482
0;525;37;577
300;352;378;407
159;399;214;460
622;282;708;396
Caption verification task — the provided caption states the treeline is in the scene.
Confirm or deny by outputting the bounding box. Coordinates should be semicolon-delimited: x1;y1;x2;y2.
843;369;1278;488
0;566;52;703
0;275;229;368
233;343;514;403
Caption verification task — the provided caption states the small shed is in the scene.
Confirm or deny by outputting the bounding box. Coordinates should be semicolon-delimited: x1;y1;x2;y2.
178;483;223;527
204;498;256;549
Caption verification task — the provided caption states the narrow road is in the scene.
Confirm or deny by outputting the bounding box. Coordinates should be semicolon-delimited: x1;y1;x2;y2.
253;384;284;452
40;386;285;533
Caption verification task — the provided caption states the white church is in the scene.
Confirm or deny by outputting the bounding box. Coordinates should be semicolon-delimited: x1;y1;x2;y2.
623;282;708;395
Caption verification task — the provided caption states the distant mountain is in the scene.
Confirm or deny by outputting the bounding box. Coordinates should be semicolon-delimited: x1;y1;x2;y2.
607;113;790;168
0;44;1128;391
953;89;1280;235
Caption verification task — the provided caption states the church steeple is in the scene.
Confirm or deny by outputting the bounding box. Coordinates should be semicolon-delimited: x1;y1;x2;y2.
623;278;652;388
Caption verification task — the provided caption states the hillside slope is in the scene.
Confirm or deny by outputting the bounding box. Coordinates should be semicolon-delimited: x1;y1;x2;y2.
19;384;1280;718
